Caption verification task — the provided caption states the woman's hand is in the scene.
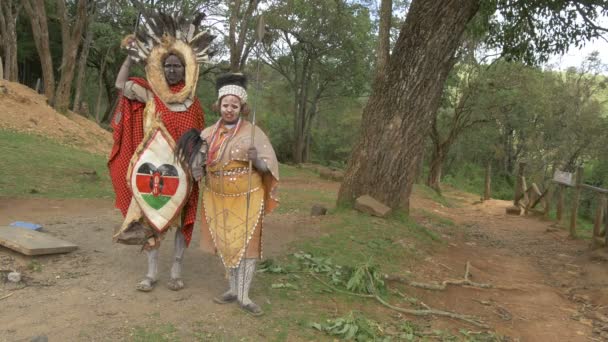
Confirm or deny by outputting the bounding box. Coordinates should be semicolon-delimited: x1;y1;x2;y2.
247;146;258;162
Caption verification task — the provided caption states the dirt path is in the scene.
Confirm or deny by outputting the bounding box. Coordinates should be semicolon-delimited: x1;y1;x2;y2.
409;190;608;341
1;186;607;341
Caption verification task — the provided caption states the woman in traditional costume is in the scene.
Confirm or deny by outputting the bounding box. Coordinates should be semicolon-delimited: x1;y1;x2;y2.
108;9;214;292
177;73;279;316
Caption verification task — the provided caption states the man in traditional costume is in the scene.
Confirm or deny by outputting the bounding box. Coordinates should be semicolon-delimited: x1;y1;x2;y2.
108;9;214;292
177;74;279;316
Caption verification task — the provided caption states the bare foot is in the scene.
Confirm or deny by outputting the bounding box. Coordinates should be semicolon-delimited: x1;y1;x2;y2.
136;277;157;292
213;291;237;304
167;278;184;291
240;302;263;316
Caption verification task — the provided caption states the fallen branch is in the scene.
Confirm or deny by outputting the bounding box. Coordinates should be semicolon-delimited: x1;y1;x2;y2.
385;261;493;290
374;294;489;329
0;293;14;300
308;270;490;328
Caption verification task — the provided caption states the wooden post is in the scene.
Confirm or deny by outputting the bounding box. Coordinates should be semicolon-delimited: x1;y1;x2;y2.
594;195;606;246
514;162;526;206
544;185;552;220
484;162;491;201
557;184;565;223
569;167;584;238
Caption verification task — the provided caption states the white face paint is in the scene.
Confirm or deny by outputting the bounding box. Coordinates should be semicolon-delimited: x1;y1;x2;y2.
220;95;242;124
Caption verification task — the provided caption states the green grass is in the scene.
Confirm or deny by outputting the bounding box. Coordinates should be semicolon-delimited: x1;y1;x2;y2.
0;130;113;198
252;205;446;341
413;183;454;208
544;208;597;239
131;324;178;342
416;208;456;227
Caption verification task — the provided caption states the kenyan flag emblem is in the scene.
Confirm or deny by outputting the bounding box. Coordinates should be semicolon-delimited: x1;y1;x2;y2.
129;127;191;233
135;163;179;209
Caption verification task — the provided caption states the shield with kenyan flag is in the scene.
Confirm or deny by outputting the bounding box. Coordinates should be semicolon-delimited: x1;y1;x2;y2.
128;126;191;233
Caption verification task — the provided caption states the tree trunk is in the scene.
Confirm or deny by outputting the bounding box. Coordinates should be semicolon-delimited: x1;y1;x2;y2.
72;14;94;113
23;0;55;104
54;0;88;113
426;146;446;193
228;0;259;72
337;0;480;211
95;49;109;123
0;0;20;81
375;0;392;81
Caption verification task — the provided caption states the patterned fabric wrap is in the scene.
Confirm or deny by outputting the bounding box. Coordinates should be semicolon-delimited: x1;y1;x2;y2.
108;77;205;246
199;119;279;268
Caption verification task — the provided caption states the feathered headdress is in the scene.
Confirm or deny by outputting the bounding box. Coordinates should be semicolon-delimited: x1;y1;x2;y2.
123;2;216;104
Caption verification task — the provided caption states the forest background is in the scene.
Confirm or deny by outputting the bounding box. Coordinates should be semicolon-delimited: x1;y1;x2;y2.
1;0;607;222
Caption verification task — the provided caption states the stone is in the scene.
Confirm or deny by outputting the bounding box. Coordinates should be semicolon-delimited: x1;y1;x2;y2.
354;195;391;218
7;271;21;283
30;336;48;342
505;205;522;215
310;204;328;216
318;168;344;182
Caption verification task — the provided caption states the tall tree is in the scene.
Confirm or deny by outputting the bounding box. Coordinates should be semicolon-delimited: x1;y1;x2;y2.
338;0;608;211
0;0;21;81
227;0;260;72
23;0;55;103
263;0;373;163
73;7;96;113
54;0;89;113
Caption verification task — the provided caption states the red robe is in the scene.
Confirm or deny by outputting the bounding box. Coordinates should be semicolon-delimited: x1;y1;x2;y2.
108;77;204;246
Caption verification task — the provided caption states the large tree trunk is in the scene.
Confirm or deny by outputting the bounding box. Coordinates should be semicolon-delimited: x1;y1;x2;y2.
23;0;55;104
54;0;88;113
337;0;479;211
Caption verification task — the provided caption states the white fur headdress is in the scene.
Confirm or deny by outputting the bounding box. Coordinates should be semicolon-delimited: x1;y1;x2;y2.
123;2;216;104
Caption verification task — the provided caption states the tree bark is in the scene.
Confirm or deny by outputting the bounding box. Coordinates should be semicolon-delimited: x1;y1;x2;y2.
95;49;110;123
228;0;259;72
0;0;20;81
54;0;88;113
375;0;392;82
23;0;55;104
337;0;480;211
72;13;94;113
427;145;446;194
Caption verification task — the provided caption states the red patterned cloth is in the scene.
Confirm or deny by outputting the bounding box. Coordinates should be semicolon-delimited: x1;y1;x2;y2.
108;77;204;246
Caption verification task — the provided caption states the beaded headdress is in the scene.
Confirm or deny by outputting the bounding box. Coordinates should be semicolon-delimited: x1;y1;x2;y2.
216;73;248;104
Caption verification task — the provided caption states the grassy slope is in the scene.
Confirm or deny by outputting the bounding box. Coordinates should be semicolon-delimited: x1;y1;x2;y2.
0;130;113;198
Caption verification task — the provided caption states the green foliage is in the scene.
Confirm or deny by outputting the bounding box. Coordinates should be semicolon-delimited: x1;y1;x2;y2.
310;311;383;341
0;130;113;198
488;1;608;64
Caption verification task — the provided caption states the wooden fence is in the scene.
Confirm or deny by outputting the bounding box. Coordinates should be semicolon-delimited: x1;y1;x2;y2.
505;163;608;248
